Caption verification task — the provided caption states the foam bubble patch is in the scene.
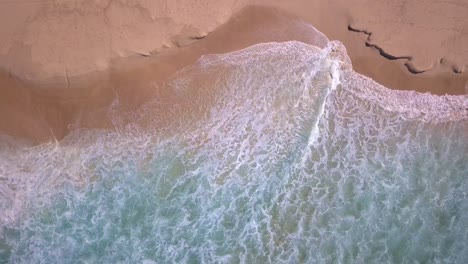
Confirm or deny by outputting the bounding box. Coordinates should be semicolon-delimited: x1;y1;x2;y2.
1;41;467;263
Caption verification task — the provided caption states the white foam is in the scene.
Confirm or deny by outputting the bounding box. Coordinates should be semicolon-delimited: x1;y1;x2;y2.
1;40;467;263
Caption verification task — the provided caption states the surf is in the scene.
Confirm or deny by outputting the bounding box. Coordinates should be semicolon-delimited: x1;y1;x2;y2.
0;41;467;263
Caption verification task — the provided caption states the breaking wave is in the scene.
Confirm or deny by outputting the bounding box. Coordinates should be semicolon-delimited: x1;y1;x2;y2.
1;41;467;263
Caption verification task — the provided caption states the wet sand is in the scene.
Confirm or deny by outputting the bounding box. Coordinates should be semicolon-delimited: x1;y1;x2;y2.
0;6;330;143
0;1;467;143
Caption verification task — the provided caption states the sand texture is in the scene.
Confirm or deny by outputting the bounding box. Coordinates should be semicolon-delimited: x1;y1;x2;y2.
0;0;467;143
0;0;467;92
0;6;330;143
347;0;468;74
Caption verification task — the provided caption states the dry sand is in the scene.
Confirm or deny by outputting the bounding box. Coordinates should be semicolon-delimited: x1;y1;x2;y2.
0;0;467;143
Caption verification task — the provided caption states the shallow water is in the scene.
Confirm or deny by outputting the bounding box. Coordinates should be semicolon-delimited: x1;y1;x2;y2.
0;41;467;263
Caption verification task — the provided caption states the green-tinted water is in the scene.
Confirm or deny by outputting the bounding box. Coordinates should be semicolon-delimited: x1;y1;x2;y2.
1;42;467;263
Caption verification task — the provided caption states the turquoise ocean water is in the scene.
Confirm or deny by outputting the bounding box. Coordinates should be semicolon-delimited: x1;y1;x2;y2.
0;41;467;263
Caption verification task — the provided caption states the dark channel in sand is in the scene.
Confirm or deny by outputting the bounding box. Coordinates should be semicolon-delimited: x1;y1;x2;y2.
0;6;466;144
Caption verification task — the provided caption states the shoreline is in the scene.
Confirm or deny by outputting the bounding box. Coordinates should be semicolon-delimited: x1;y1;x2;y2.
0;6;331;143
0;4;467;144
2;0;467;93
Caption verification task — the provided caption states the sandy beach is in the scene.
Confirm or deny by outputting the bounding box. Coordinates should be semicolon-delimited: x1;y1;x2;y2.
0;0;467;143
2;2;468;262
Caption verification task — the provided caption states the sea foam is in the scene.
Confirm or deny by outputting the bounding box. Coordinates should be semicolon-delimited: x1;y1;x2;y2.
0;41;467;263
